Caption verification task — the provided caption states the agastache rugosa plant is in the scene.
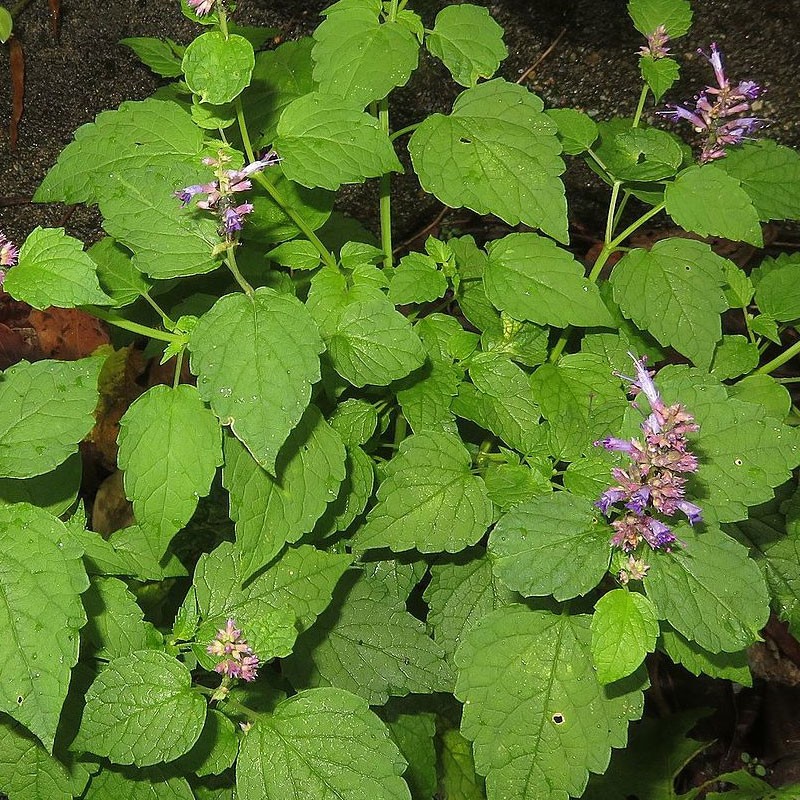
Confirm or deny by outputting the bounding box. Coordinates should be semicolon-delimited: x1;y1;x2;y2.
1;0;800;798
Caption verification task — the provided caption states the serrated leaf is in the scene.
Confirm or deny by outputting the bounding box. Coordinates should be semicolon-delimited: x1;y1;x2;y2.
329;298;426;387
0;357;102;479
750;313;780;344
440;727;486;800
329;399;378;446
388;252;448;305
78;650;206;766
0;505;88;751
189;288;324;474
485;462;550;510
120;37;184;78
665;165;763;246
176;709;238;777
529;354;629;461
0;714;88;800
193;542;351;660
591;590;658;684
265;239;322;270
83;577;161;662
118;385;222;554
729;374;791;421
182;32;254;104
425;549;514;663
379;699;437;800
426;4;507;87
710;335;759;380
0;453;81;516
284;572;452;704
408;79;567;242
455;605;645;800
485;233;612;328
595;127;683;181
224;405;346;581
754;535;800;640
314;444;375;537
545;108;598;155
84;765;195;799
718;139;800;222
659;624;752;685
353;431;492;554
640;55;680;100
312;5;419;107
644;526;769;652
754;256;800;321
88;238;151;307
627;0;693;37
237;687;410;800
610;238;729;368
275;93;402;190
5;227;112;309
34;99;208;205
489;491;612;600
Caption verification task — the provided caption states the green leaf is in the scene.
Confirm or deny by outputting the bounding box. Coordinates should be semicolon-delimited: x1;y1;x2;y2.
237;687;410;800
595;127;683;181
489;492;612;600
529;354;628;461
452;351;543;454
6;227;112;309
224;405;346;581
665;165;763;246
120;37;184;78
379;700;437;800
182;32;254;104
591;590;658;684
0;505;88;751
329;399;378;446
485;462;551;510
100;164;222;280
729;374;791;422
440;727;486;800
424;549;514;664
83;577;161;662
388;252;448;305
0;714;88;800
659;624;752;685
84;765;195;799
583;709;710;800
640;55;680;100
0;7;11;42
718;140;800;222
314;445;375;537
755;535;800;641
265;239;322;270
88;238;151;307
627;0;693;37
657;366;800;522
485;233;613;328
284;572;452;704
312;5;419;107
193;542;351;660
721;259;754;308
78;650;206;766
750;313;780;344
455;605;645;800
189;288;324;474
644;526;769;652
0;453;81;516
754;255;800;321
705;770;800;800
118;385;223;554
0;357;102;479
353;431;492;554
34;99;208;205
710;335;759;380
246;38;316;147
328;297;426;387
408;79;567;242
425;4;507;87
176;709;238;777
610;238;729;369
275;93;402;190
545;108;598;155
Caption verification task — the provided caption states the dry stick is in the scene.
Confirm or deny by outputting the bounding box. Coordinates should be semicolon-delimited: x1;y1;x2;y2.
516;26;568;85
392;205;450;255
0;195;32;206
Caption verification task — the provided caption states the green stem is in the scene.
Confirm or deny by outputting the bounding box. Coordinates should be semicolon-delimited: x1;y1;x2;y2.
378;99;394;269
217;4;229;38
87;306;180;343
631;84;649;128
605;181;622;243
393;411;407;450
173;351;184;388
755;337;800;376
585;148;611;178
225;244;254;295
387;0;400;20
390;123;421;141
194;685;261;721
777;376;800;384
235;97;255;163
142;292;176;330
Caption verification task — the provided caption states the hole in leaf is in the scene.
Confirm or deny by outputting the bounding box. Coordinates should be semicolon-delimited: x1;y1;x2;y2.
459;137;472;145
552;713;564;725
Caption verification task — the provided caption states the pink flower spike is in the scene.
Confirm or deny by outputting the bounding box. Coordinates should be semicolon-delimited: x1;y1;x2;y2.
0;232;19;268
188;0;216;16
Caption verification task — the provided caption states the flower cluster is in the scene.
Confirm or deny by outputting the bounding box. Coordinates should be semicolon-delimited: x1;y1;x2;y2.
0;231;18;285
206;618;259;682
638;25;671;60
594;354;702;559
662;43;764;163
175;149;280;238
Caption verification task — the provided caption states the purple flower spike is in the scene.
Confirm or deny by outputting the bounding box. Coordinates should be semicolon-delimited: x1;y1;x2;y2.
222;203;254;234
0;231;19;269
639;25;671;60
188;0;216;16
175;183;217;207
676;500;703;525
643;517;676;550
207;617;260;683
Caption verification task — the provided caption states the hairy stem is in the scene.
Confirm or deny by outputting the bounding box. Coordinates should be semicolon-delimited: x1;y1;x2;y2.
225;244;254;296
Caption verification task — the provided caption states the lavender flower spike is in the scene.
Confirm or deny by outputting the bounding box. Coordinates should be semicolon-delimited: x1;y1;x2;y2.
0;231;19;268
207;617;260;682
188;0;216;16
